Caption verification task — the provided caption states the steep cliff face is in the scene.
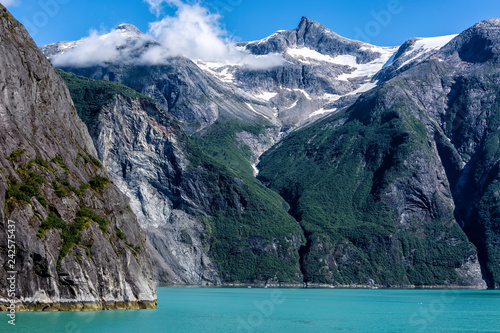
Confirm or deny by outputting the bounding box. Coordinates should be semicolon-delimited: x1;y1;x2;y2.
373;34;457;82
49;57;277;132
258;19;500;288
95;94;222;284
0;6;156;309
258;85;485;287
59;71;305;284
424;19;500;288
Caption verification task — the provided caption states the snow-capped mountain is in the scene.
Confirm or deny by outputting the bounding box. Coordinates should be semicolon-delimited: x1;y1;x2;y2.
41;24;145;57
41;24;158;67
41;17;459;129
194;17;400;125
41;18;388;127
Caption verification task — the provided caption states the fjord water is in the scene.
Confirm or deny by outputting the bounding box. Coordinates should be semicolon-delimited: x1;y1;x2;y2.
5;288;500;332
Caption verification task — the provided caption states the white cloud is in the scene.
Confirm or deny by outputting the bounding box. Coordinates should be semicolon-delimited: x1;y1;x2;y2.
52;28;155;67
145;3;228;61
144;1;285;69
52;0;284;70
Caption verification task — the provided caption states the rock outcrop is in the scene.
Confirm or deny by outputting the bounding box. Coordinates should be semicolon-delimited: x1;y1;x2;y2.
58;71;305;284
88;92;222;284
0;5;156;310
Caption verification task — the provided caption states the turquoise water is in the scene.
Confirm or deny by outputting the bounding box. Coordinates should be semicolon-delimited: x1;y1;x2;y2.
2;288;500;332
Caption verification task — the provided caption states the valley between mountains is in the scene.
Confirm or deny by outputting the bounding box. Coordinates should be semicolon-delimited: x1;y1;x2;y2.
1;4;500;309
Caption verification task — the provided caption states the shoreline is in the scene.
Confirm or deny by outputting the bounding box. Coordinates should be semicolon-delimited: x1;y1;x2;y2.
0;300;157;312
158;282;491;290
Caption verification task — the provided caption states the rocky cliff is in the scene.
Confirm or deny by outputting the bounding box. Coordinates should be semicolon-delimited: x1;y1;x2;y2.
58;71;304;284
0;5;156;310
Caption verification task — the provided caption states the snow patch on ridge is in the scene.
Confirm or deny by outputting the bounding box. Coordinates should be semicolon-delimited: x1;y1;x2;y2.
309;108;338;118
413;34;458;51
335;46;398;81
286;47;359;66
397;34;457;69
195;61;235;83
255;91;278;101
245;103;272;120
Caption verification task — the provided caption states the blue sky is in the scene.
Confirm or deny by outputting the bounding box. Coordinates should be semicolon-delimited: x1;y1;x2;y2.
6;0;500;47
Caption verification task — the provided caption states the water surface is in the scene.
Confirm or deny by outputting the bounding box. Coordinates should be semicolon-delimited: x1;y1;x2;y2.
2;288;500;332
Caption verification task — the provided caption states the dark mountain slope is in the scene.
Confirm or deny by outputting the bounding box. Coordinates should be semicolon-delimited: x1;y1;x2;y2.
259;82;484;287
258;19;500;288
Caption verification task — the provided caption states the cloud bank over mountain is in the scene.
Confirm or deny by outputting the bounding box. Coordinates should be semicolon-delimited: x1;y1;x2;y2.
50;0;284;69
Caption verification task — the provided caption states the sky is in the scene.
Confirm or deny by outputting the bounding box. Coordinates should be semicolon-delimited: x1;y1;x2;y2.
5;0;500;48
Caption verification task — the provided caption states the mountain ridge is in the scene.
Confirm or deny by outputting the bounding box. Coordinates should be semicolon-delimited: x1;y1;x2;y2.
38;14;500;288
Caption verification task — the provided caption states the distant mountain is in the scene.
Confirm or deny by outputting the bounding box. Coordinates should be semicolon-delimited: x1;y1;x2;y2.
40;15;500;288
259;19;500;288
195;16;400;126
0;5;156;310
374;34;457;81
41;17;400;129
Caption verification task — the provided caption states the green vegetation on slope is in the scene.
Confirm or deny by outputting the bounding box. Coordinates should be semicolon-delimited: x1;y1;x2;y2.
192;119;267;176
258;87;476;286
184;121;305;282
59;71;305;283
4;153;117;271
37;207;111;271
57;69;154;135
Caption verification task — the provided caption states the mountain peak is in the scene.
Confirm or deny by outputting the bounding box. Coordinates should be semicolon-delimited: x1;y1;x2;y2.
116;23;143;35
297;16;324;31
439;18;500;64
299;16;315;25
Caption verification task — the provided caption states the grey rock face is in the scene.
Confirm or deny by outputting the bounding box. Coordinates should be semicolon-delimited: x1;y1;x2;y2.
146;210;220;284
0;6;156;310
92;94;221;283
371;19;500;288
235;127;285;174
440;19;500;64
57;59;279;132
